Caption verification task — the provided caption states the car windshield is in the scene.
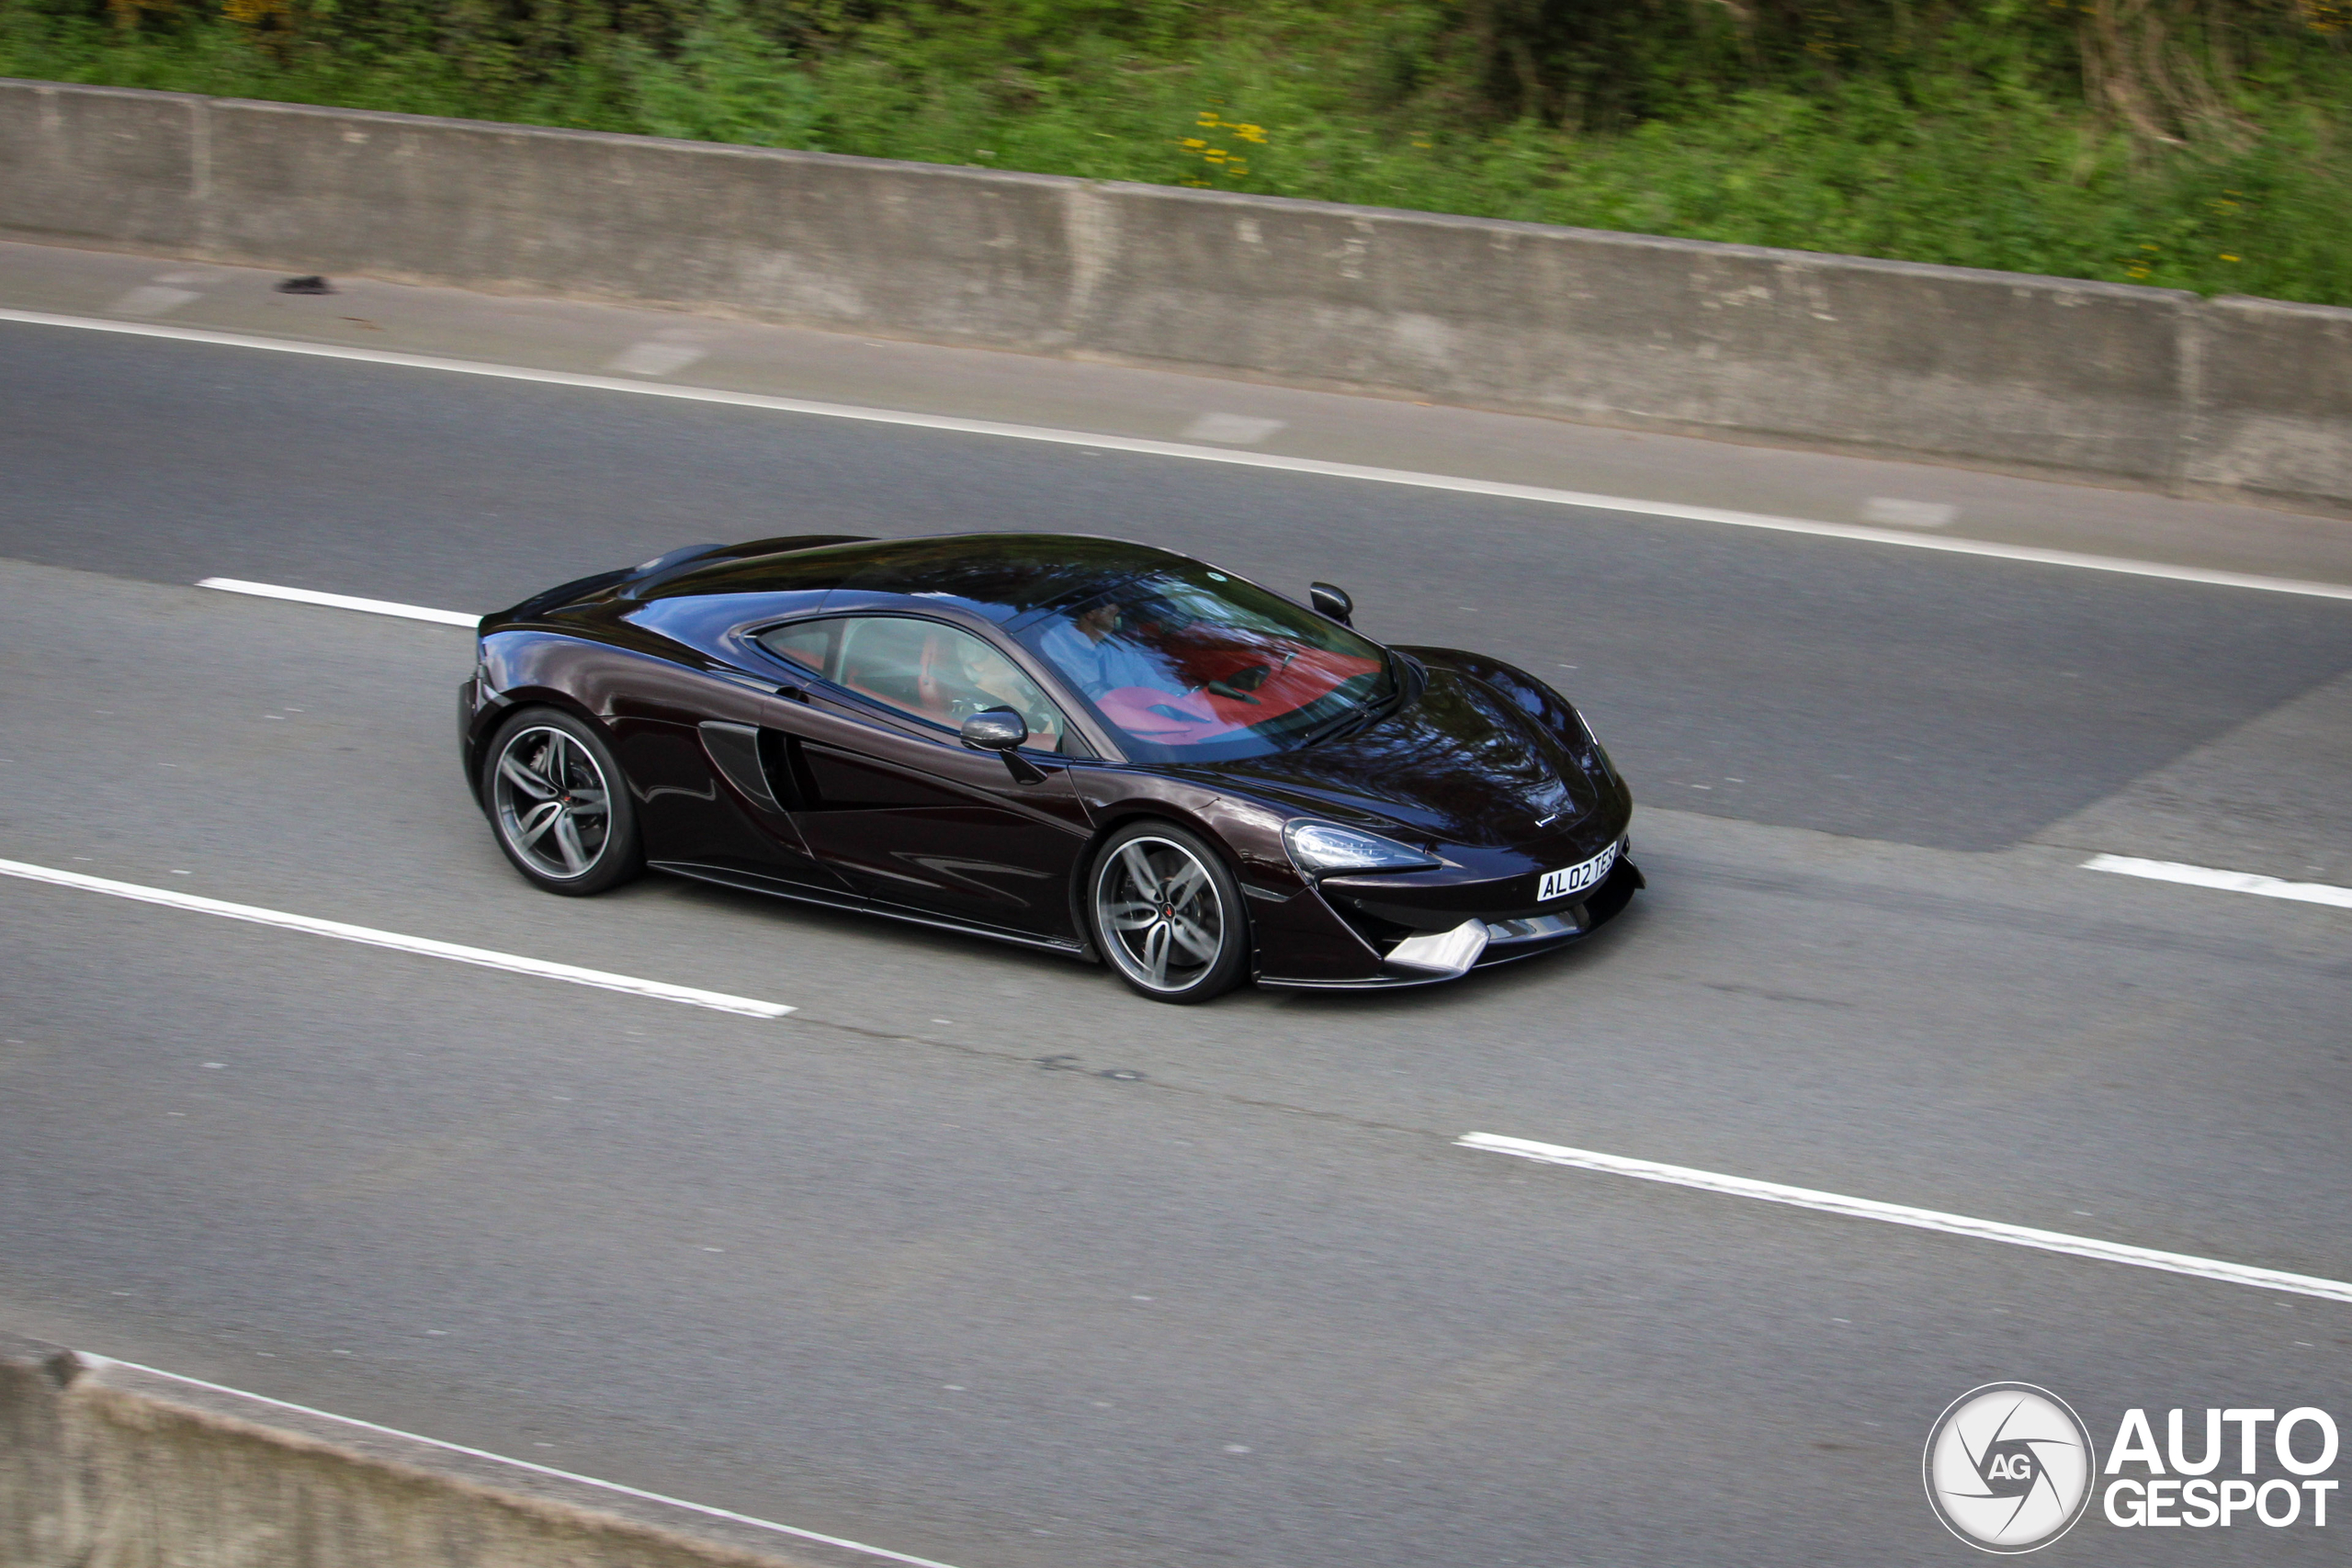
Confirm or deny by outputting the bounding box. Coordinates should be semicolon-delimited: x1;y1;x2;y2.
1013;563;1393;761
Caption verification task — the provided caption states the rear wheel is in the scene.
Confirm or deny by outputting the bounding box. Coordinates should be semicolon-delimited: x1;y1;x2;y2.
481;708;642;896
1088;822;1248;1004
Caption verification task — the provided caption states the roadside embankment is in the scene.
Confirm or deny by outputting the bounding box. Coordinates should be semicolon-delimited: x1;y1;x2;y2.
0;1331;823;1568
2;76;2348;512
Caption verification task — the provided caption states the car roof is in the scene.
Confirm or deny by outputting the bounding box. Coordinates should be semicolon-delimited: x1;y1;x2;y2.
646;532;1192;622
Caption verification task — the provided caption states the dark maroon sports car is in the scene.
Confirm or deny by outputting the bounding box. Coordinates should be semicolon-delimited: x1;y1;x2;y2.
459;533;1641;1003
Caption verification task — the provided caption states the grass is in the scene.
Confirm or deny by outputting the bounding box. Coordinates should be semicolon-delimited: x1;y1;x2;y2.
4;0;2346;306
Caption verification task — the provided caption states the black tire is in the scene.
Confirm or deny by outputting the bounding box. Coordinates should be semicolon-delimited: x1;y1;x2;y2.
1086;821;1249;1004
480;707;643;897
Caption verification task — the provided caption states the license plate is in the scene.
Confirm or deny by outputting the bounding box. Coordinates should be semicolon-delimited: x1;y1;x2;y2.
1537;841;1618;903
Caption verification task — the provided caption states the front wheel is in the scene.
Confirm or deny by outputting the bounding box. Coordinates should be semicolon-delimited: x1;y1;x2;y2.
1088;822;1249;1004
481;708;643;896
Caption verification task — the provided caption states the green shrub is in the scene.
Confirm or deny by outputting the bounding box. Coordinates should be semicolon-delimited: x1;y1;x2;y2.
612;0;822;146
1;0;2345;305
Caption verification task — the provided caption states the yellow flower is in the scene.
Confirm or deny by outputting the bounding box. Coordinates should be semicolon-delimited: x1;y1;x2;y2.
2221;254;2240;261
1181;138;1206;150
1234;124;1266;143
1204;149;1227;162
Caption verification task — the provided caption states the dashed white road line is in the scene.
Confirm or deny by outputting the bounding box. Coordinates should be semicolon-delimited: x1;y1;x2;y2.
9;306;2352;603
605;340;709;377
198;576;481;626
1182;411;1287;445
1458;1132;2352;1305
83;1356;964;1568
0;858;794;1019
107;285;199;318
1859;496;1957;528
2081;853;2352;909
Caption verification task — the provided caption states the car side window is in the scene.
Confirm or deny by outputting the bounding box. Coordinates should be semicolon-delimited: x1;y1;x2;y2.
758;620;834;673
827;616;1070;755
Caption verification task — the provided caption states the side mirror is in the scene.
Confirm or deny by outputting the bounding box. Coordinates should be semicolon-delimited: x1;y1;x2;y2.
962;707;1046;784
960;707;1028;751
1308;582;1354;626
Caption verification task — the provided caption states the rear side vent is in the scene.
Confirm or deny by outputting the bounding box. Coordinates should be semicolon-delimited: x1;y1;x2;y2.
699;722;781;813
698;722;815;811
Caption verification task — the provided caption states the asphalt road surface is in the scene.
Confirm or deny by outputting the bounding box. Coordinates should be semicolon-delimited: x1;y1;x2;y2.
4;303;2350;1568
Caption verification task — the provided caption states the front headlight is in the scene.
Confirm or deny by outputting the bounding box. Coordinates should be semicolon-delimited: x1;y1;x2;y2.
1283;819;1441;877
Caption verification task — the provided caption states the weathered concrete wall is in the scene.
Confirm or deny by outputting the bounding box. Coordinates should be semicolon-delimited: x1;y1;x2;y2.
0;1336;81;1568
0;80;208;251
201;97;1083;344
1074;182;2198;482
0;1331;818;1568
3;75;2347;508
2187;295;2352;507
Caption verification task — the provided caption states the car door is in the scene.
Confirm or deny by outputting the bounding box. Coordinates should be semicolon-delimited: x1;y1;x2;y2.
598;646;851;897
751;615;1097;942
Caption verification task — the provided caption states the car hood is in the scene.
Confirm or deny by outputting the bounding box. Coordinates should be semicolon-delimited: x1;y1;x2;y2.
1168;665;1600;848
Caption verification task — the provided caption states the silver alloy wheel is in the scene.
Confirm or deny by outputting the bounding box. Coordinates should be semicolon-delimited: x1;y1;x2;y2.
491;725;613;880
1095;835;1227;993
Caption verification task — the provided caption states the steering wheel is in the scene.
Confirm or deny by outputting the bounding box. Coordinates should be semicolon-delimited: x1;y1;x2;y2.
1204;663;1271;704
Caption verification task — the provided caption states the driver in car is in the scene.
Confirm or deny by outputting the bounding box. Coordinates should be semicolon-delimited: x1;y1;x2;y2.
1038;600;1188;702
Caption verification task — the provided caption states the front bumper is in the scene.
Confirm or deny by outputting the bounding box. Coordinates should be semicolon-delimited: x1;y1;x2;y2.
1255;844;1645;990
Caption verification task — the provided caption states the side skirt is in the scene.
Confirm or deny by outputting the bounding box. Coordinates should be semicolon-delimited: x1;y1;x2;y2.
650;860;1092;960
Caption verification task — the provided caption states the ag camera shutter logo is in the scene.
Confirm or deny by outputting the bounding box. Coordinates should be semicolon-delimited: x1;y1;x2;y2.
1924;1383;2096;1552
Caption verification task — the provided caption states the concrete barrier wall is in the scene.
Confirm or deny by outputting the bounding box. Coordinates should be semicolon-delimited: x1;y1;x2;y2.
0;1331;820;1568
1073;182;2198;481
2188;295;2352;506
4;75;2348;508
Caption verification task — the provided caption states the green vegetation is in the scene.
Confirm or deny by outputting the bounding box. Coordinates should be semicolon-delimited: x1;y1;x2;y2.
4;0;2346;304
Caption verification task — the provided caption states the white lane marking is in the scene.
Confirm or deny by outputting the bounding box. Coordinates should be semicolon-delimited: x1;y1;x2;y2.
2082;853;2352;909
78;1356;964;1568
0;858;794;1019
198;577;481;626
8;307;2349;604
108;286;199;317
1182;412;1287;445
1860;496;1957;528
605;340;708;377
1458;1132;2352;1305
